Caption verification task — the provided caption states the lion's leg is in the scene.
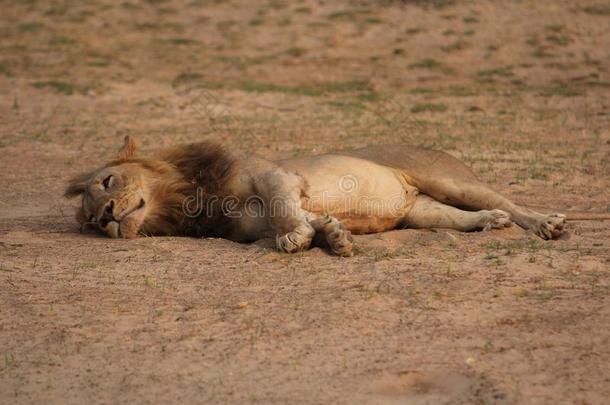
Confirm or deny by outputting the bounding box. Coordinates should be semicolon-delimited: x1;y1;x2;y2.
403;195;512;232
309;215;354;257
254;166;315;253
268;197;315;254
420;178;566;239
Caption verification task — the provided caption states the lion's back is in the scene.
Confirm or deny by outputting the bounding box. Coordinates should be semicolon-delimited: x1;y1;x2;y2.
336;145;481;188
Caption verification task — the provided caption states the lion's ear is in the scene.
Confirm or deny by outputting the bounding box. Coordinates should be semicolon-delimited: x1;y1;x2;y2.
117;136;140;159
64;172;91;198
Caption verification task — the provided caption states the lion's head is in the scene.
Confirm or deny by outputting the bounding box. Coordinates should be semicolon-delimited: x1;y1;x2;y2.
65;136;191;238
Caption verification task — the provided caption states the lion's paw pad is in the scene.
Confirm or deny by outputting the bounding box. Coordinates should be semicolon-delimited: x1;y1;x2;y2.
482;209;512;231
536;213;566;240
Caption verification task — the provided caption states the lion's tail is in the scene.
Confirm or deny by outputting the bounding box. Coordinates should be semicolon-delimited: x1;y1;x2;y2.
564;213;610;221
525;206;610;221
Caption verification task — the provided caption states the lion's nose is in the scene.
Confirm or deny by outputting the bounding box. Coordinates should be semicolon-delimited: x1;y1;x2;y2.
105;200;115;216
99;200;116;228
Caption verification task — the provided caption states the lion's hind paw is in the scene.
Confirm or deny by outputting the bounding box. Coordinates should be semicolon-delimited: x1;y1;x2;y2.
536;213;566;240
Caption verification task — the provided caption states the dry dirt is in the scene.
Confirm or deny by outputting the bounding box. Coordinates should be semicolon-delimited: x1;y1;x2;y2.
1;0;609;404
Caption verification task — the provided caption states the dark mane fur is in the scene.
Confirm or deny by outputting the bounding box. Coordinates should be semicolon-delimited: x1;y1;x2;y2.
152;142;238;238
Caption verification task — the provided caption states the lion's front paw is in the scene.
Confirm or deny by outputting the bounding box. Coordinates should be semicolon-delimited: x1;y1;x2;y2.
535;213;566;240
309;215;354;257
276;231;312;253
481;209;513;231
327;226;354;257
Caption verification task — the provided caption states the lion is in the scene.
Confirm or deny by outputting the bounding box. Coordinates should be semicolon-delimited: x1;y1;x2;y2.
65;136;571;256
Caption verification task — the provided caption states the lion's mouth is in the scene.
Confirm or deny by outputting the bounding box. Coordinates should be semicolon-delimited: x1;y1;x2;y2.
116;198;146;238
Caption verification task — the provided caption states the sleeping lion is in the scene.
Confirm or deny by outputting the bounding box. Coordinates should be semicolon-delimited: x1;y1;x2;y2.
65;136;567;256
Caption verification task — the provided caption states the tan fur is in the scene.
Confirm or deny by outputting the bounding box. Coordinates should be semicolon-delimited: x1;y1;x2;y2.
65;138;571;256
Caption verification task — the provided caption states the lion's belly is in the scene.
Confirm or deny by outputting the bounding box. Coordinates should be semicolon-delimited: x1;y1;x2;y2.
278;155;419;234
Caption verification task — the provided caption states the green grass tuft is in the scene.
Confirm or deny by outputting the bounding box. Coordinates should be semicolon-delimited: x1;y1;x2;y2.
172;72;204;87
411;103;448;113
18;22;44;32
0;62;11;77
327;9;376;22
446;85;478;96
237;80;371;96
32;81;83;95
546;33;571;46
441;40;469;52
538;85;582;97
409;58;454;74
582;4;610;15
295;6;311;13
402;0;455;9
478;66;513;78
409;87;434;94
328;10;356;20
161;37;199;45
285;47;305;57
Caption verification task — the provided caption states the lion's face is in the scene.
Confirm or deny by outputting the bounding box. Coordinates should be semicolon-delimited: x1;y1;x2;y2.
65;136;154;239
77;163;149;239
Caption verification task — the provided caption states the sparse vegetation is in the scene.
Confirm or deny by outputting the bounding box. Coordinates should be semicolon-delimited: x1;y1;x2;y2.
18;22;44;32
545;26;572;46
582;4;610;15
32;81;84;95
0;62;11;76
409;58;454;74
1;1;609;403
441;40;469;52
402;0;456;9
410;102;448;113
285;47;305;57
328;10;357;20
159;37;199;45
539;84;582;97
249;18;264;26
477;66;514;79
172;72;203;87
173;78;375;98
239;80;370;96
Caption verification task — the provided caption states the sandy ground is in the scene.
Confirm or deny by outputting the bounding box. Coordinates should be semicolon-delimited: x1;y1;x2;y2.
1;0;609;403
